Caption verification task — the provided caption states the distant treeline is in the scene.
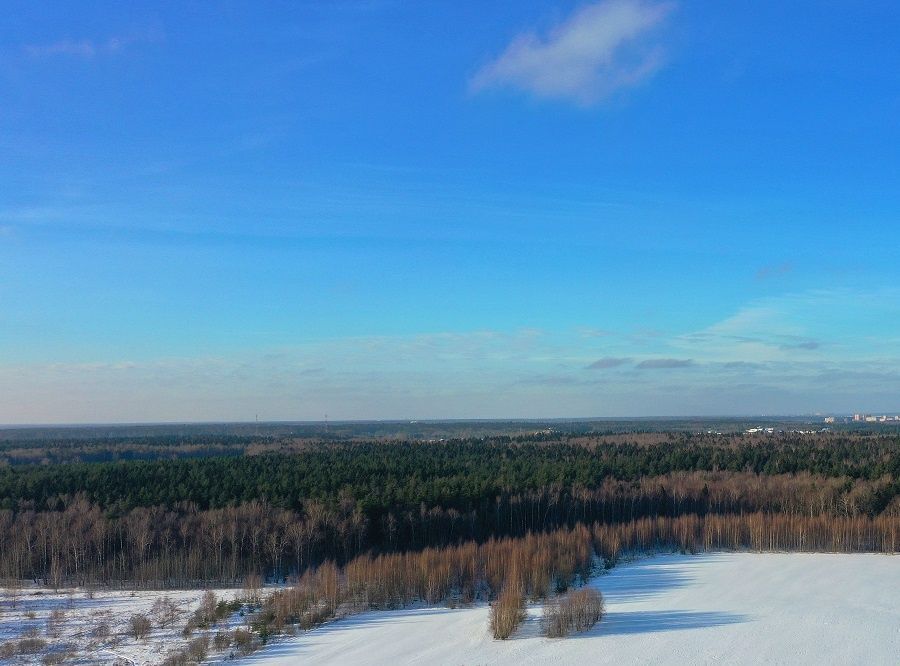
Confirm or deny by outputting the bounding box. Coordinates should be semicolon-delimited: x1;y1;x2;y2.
4;417;872;444
0;435;256;466
1;437;898;512
3;423;898;465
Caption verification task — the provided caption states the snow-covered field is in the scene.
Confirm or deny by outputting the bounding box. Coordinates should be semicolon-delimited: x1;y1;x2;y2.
241;553;900;666
0;586;245;664
1;553;896;664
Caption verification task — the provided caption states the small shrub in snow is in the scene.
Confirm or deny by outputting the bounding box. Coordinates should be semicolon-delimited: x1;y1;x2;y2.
46;608;66;638
213;630;230;650
90;622;110;639
4;581;22;609
16;636;48;654
243;573;263;603
186;634;210;663
160;652;188;666
298;605;331;630
41;645;76;665
183;591;238;637
200;590;217;624
232;628;256;656
217;598;242;619
129;613;152;640
543;587;604;638
250;608;277;641
490;585;526;640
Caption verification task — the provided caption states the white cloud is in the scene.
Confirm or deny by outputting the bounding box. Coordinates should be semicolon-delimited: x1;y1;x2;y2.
471;0;675;105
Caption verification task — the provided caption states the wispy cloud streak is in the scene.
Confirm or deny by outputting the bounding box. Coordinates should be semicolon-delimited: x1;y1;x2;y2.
587;357;632;369
24;29;162;59
636;358;694;369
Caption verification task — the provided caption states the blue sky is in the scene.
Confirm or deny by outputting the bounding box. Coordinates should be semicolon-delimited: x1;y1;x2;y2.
1;1;899;422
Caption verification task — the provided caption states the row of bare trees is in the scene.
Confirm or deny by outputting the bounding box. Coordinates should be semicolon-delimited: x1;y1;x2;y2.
0;498;367;587
254;528;593;642
592;512;900;562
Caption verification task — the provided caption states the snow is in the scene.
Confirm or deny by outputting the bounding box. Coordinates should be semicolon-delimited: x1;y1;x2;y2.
2;553;896;664
0;586;246;664
240;553;900;665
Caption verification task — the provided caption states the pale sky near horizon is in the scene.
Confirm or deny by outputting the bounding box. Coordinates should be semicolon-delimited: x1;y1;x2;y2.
2;1;899;423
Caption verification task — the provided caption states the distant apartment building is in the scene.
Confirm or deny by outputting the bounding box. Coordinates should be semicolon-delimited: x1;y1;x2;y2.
824;414;900;424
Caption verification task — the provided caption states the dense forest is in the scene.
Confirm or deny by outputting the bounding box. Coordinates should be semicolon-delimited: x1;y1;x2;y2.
3;435;899;511
0;432;897;586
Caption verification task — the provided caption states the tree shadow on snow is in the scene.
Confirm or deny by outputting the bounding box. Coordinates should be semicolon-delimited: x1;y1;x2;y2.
506;612;543;641
592;554;717;603
584;609;748;637
238;607;474;662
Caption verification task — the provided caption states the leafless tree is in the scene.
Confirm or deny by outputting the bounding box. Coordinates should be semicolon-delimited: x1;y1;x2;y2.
151;596;180;627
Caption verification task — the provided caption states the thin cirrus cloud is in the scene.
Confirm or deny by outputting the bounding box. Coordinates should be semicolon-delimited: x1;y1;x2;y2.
780;340;820;351
24;29;162;59
755;262;793;281
636;358;694;369
26;38;131;58
577;327;614;338
470;0;675;105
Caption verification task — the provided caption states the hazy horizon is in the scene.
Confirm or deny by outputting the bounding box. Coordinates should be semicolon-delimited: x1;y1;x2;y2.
3;1;899;423
0;413;883;430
